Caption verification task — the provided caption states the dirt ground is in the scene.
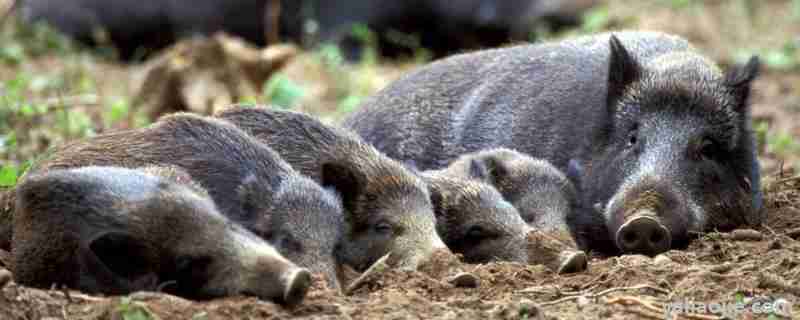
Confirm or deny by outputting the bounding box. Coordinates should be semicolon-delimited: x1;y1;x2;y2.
1;177;799;320
1;0;799;319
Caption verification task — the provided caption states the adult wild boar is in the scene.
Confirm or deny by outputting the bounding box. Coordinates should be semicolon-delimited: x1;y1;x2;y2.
345;31;763;256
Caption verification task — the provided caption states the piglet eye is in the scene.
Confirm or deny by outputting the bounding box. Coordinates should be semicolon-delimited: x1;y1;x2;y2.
374;221;394;235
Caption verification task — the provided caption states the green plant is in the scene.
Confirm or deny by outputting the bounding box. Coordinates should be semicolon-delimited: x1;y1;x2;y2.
581;6;611;33
350;23;379;65
55;108;95;139
317;44;345;68
794;0;800;20
263;73;307;109
192;312;209;320
662;0;692;9
116;297;155;320
0;164;20;187
754;120;769;154
310;41;381;115
0;18;74;62
735;41;799;72
766;131;800;157
104;97;131;128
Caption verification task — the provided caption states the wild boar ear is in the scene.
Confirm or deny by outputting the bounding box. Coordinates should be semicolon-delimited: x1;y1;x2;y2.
80;231;158;294
566;158;584;191
723;55;760;113
481;156;511;186
321;162;364;215
607;35;641;108
467;159;490;181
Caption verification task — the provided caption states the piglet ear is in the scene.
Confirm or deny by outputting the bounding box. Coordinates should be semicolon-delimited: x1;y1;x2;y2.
237;173;272;223
607;35;641;108
321;162;364;215
427;185;447;219
79;231;158;294
481;156;511;186
723;55;760;113
402;159;420;173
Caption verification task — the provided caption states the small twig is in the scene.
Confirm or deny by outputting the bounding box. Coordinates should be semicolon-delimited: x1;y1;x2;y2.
774;175;800;185
593;284;670;297
783;227;800;239
156;280;177;292
758;273;800;296
537;284;669;307
48;290;106;302
606;296;671;319
579;271;614;291
606;296;664;319
762;224;777;237
537;295;582;307
517;287;554;295
609;296;723;320
345;252;391;295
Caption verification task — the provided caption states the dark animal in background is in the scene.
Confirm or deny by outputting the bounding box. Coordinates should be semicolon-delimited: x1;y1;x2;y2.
281;0;598;60
216;106;449;272
20;0;273;60
20;0;596;61
12;113;345;289
345;31;763;257
12;166;311;305
418;160;531;263
442;148;578;232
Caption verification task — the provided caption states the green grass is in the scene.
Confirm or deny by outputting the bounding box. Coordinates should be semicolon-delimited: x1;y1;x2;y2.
263;73;307;109
735;40;799;72
766;132;800;158
0;164;20;187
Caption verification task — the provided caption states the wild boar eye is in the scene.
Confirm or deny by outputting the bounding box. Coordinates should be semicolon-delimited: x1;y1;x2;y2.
626;125;638;148
699;139;718;160
277;235;303;253
176;255;213;274
466;225;488;240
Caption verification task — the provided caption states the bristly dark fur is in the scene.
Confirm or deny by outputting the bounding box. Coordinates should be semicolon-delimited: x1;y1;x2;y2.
420;168;529;263
8;113;344;288
441;148;579;233
12;166;306;302
216;106;443;271
344;31;762;256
